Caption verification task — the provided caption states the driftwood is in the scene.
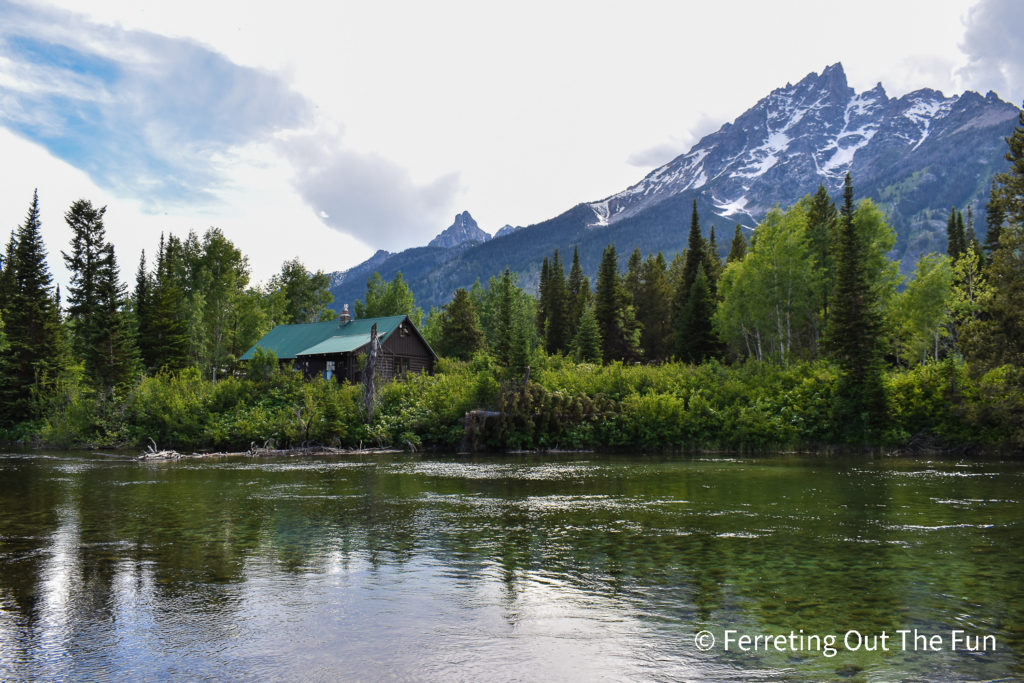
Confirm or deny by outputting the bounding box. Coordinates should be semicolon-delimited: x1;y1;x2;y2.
136;443;402;461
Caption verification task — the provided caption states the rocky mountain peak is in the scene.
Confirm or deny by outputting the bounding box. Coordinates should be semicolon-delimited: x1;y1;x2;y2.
428;211;491;249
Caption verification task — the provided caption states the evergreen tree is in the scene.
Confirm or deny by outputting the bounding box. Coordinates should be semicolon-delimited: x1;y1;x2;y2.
995;108;1024;227
62;199;137;392
824;174;886;440
566;246;586;330
573;304;602;363
680;199;705;298
436;288;486;360
984;178;1005;259
624;247;643;305
947;207;966;260
545;250;568;354
727;223;746;263
536;256;550;338
0;191;65;425
703;226;723;294
147;235;191;373
806;183;838;327
965;205;980;254
676;265;719;363
595;244;621;361
638;252;672;361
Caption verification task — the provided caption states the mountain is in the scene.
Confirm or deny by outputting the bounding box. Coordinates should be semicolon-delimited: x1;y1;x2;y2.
427;211;490;248
330;63;1021;312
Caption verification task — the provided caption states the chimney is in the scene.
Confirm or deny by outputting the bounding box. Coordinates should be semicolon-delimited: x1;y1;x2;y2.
339;303;350;324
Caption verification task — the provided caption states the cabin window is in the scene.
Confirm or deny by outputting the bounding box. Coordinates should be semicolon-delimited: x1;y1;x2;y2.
397;357;410;377
324;360;335;380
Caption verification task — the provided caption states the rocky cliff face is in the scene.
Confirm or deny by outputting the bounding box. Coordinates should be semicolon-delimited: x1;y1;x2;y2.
427;211;490;249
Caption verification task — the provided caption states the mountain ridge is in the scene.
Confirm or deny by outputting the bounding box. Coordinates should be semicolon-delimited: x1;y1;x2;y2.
330;63;1021;311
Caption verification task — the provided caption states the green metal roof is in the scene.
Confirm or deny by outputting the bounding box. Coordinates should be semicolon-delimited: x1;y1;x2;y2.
297;333;371;356
240;315;408;360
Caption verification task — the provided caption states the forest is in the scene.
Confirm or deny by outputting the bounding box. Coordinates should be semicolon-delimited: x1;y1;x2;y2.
1;111;1023;452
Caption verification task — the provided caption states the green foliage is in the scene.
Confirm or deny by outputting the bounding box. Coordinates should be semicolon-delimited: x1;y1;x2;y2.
269;257;335;324
727;223;747;263
889;253;953;365
62;199;138;393
355;271;423;325
0;191;65;426
715;207;819;363
435;287;486;360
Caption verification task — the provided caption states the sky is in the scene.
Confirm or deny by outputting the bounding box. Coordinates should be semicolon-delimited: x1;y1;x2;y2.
1;0;1022;290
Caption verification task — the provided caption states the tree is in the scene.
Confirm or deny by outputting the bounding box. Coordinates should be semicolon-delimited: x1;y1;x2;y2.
889;254;953;365
573;304;602;363
974;226;1024;366
985;178;1005;259
806;183;838;331
703;226;723;294
594;245;639;361
715;207;819;363
676;265;719;363
270;258;335;325
949;244;991;358
947;207;966;260
566;246;587;330
727;224;747;263
146;234;191;373
436;288;485;360
354;271;422;325
544;250;568;354
992;109;1024;228
62;200;138;392
536;256;550;338
824;174;887;439
679;199;705;300
0;191;65;425
638;252;672;361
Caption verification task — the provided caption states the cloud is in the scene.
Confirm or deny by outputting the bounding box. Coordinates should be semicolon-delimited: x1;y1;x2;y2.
625;112;723;168
0;1;310;206
282;130;460;250
958;0;1024;106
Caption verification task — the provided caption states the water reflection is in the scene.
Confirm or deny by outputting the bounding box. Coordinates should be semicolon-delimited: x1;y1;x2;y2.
0;452;1022;680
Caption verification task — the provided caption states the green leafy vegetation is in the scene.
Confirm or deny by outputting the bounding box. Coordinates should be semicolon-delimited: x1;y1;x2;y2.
3;115;1024;452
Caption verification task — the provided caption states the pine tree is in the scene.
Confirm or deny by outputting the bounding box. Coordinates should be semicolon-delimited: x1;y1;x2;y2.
494;268;516;367
0;191;65;425
727;223;746;263
824;174;886;440
806;184;838;323
436;288;485;360
147;234;190;373
965;205;980;254
62;199;138;392
573;304;602;363
703;226;723;296
947;207;966;260
545;249;568;354
566;246;586;330
985;178;1005;258
624;247;643;305
536;256;550;338
680;199;705;298
638;252;672;361
595;244;621;361
676;265;719;363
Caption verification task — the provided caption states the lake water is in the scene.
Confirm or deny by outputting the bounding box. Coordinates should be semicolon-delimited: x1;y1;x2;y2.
0;451;1022;681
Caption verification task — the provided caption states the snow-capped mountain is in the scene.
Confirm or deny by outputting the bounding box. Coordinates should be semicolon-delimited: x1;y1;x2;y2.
329;63;1020;311
588;63;1015;237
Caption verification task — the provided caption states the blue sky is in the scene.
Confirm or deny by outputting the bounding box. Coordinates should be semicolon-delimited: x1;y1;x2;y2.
0;0;1021;288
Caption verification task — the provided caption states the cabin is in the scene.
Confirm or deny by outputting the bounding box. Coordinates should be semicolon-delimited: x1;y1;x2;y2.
240;306;437;382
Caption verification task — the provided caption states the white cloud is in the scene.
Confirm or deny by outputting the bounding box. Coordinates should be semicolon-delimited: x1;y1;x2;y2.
281;129;461;250
958;0;1024;105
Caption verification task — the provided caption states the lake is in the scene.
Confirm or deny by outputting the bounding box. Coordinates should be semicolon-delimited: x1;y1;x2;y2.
1;451;1022;680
